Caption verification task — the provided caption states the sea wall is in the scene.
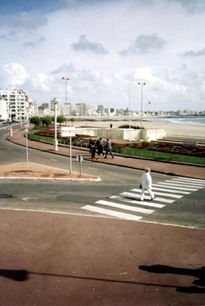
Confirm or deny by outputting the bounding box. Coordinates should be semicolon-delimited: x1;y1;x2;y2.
74;127;166;141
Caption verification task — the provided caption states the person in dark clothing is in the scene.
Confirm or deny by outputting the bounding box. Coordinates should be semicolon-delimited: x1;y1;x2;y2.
104;138;114;159
88;139;95;154
97;137;104;156
90;140;96;162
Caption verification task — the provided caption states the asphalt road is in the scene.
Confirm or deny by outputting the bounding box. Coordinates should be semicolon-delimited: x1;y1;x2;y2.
0;126;205;229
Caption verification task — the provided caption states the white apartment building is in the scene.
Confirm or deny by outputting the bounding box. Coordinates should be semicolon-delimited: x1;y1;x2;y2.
61;103;72;117
97;104;105;116
0;98;8;120
76;103;94;116
0;89;33;120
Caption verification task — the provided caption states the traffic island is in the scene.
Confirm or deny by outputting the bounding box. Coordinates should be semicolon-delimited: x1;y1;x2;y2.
0;162;101;182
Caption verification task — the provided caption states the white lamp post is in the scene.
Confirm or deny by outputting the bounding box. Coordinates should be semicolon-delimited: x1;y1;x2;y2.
9;104;13;137
54;101;58;151
138;82;146;140
62;76;70;126
25;106;29;164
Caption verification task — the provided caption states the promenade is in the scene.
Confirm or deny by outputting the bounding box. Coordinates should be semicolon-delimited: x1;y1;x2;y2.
7;129;205;179
1;129;204;305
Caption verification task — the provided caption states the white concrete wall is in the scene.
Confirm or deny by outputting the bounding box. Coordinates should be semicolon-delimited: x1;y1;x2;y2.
73;127;165;141
142;129;167;142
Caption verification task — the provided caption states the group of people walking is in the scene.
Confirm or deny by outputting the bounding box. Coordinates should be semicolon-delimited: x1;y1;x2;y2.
89;137;114;162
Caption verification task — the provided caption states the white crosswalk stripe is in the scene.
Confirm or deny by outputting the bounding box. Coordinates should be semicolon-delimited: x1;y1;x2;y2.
95;200;154;214
165;179;205;187
110;196;165;208
121;192;175;203
131;188;183;198
151;185;190;194
81;176;205;221
81;205;142;221
156;182;199;191
174;177;205;184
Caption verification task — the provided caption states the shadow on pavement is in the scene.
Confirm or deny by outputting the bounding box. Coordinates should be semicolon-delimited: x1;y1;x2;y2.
0;267;205;293
139;264;205;293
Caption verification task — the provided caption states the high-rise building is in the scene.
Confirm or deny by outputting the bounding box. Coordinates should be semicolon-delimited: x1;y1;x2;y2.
61;103;72;117
0;97;8;120
97;104;104;115
75;103;94;116
0;89;32;120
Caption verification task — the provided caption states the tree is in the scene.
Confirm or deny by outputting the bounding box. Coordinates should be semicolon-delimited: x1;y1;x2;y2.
41;116;52;127
70;117;75;126
57;115;65;126
30;116;41;129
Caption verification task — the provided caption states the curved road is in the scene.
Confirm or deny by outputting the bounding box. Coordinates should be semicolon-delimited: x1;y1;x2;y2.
0;126;205;229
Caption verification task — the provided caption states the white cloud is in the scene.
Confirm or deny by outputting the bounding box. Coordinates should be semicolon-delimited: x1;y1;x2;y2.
0;63;28;87
1;0;205;111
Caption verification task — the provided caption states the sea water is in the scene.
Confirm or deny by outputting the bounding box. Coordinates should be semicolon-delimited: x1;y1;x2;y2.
151;116;205;126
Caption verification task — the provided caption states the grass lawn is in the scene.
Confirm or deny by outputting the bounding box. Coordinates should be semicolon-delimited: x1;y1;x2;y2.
29;129;205;165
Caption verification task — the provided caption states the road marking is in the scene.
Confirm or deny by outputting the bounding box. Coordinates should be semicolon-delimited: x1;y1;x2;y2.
110;196;165;208
158;182;199;191
151;185;190;194
174;177;205;184
82;205;142;221
175;179;205;185
81;176;204;223
95;200;154;214
168;178;205;185
131;188;182;199
121;192;175;204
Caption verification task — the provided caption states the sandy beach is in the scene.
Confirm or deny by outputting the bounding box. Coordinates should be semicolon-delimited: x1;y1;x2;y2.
74;119;205;141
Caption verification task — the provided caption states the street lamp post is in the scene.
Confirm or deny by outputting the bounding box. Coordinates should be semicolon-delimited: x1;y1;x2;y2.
138;82;146;140
9;104;13;137
54;101;58;151
62;76;70;126
25;106;29;164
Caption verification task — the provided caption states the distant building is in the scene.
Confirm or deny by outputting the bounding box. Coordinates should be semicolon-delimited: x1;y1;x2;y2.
61;103;72;117
76;103;94;116
38;102;50;116
50;98;60;113
97;104;105;116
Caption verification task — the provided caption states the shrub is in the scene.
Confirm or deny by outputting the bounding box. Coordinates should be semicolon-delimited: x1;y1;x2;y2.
118;124;143;129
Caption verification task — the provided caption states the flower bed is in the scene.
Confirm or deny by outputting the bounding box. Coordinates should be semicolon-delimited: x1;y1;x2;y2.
149;142;205;157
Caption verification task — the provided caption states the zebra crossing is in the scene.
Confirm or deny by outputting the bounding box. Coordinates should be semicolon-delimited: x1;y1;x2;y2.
81;177;205;221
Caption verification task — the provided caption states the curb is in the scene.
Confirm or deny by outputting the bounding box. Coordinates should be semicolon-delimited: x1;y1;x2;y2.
0;176;101;182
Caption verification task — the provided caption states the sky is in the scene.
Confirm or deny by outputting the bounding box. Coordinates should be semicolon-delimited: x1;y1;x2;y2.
1;0;205;111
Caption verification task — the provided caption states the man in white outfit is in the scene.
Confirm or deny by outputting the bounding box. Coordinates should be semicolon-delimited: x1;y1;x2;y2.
140;167;155;201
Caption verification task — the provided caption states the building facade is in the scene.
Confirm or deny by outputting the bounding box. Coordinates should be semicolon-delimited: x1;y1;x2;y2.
0;89;33;121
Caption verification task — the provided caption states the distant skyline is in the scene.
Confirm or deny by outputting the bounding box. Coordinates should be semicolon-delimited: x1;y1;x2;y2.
1;0;205;111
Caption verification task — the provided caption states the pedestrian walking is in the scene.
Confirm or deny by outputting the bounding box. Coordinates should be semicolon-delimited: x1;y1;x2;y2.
139;167;155;201
104;138;114;159
90;140;96;162
88;139;95;154
97;137;104;156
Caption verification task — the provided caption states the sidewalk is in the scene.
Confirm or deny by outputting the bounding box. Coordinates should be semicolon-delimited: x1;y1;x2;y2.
7;129;205;179
0;209;205;306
